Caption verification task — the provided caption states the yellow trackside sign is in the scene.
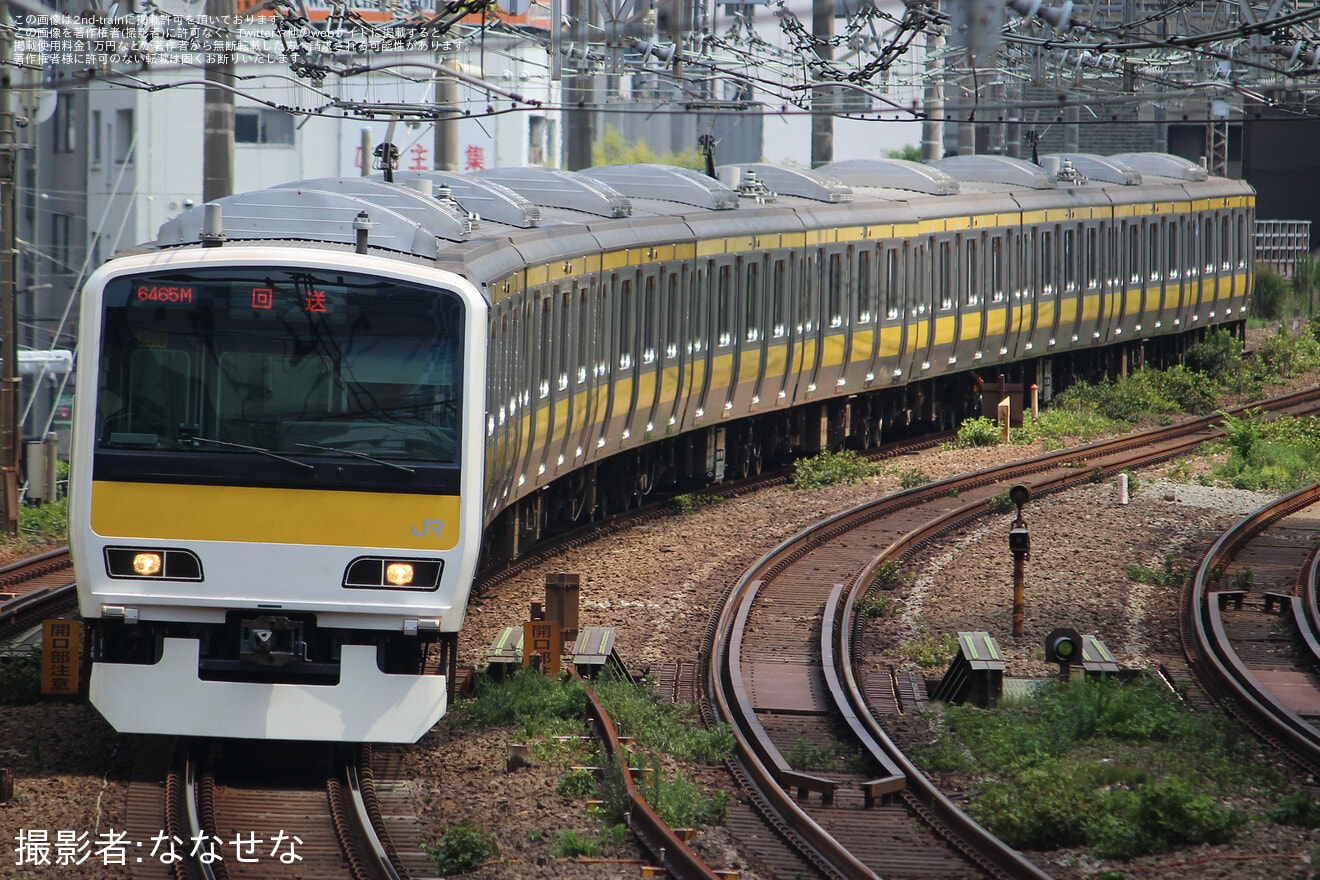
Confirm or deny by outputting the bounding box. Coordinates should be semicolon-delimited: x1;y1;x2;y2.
523;620;562;675
41;620;81;695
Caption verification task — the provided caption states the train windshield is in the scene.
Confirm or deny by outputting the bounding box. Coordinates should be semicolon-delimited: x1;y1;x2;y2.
96;268;464;465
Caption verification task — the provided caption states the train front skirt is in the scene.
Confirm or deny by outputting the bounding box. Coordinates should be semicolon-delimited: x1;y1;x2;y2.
89;639;448;742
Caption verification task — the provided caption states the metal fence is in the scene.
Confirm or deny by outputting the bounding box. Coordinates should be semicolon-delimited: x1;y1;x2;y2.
1255;219;1312;276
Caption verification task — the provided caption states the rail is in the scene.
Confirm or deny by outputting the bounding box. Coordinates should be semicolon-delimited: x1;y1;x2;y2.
575;670;722;880
1188;483;1320;768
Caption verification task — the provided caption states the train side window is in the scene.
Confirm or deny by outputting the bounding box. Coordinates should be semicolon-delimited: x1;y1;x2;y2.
991;237;1004;303
1063;228;1076;293
772;260;786;337
828;252;843;327
964;238;978;306
664;274;680;358
885;249;900;318
1040;231;1054;296
716;264;732;346
577;288;589;383
745;262;760;342
856;249;872;323
539;295;552;399
1167;224;1179;280
1148;224;1160;282
643;275;657;364
938;240;952;309
618;278;634;369
1128;224;1140;284
557;287;570;391
1087;227;1098;289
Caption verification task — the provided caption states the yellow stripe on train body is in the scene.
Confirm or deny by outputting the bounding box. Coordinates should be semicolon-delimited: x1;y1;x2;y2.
90;482;462;551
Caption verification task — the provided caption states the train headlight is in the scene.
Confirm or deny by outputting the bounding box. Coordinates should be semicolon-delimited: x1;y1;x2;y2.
133;553;163;576
344;557;443;591
385;563;415;586
105;547;203;581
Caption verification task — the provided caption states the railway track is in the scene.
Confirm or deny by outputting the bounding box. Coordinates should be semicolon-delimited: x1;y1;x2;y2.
134;739;428;880
1184;480;1320;772
705;387;1320;880
0;546;76;648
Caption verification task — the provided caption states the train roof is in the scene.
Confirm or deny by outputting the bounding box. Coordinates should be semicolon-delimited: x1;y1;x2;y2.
149;153;1254;282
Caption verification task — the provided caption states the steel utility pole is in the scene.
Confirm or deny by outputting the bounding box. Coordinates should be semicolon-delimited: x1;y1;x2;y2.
203;0;235;201
810;0;832;167
0;0;19;535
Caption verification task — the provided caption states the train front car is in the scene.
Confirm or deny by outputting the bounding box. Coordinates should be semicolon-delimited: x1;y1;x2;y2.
70;248;486;742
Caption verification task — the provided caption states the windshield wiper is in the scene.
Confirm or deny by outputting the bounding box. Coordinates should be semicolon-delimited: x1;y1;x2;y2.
294;443;416;474
192;437;315;471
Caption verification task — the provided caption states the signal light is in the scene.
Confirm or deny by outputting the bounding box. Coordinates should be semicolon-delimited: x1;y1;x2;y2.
132;553;163;576
1044;627;1083;664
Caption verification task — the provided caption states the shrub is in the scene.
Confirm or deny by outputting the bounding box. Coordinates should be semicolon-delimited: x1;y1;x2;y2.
0;652;42;705
635;757;729;827
1268;792;1320;827
1251;265;1290;320
452;667;589;739
427;823;499;874
792;450;878;489
556;767;597;799
1127;554;1188;588
19;496;68;544
898;468;932;489
590;671;735;764
855;592;901;618
672;493;721;515
870;559;906;590
549;825;627;858
957;416;1002;447
1185;328;1244;382
987;489;1016;515
889;629;958;667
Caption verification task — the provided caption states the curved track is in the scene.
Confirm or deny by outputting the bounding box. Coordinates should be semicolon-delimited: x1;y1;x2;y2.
0;546;76;647
1185;482;1320;772
707;388;1320;880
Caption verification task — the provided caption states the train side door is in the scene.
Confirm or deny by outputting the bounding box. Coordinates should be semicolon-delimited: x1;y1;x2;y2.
655;266;687;435
769;255;794;407
869;246;902;386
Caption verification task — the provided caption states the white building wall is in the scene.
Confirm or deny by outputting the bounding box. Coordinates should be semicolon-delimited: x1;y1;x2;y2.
84;39;560;260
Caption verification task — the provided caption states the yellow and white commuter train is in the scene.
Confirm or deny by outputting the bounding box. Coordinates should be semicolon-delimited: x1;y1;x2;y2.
70;152;1253;742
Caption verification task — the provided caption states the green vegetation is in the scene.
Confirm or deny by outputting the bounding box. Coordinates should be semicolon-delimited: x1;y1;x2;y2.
855;591;901;618
594;125;704;170
1268;791;1320;827
549;825;627;858
1126;554;1189;588
884;144;922;161
792;449;879;489
426;823;500;874
898;468;932;489
956;416;1003;447
0;651;42;704
671;492;722;515
451;667;732;848
1210;408;1320;492
987;489;1017;515
911;678;1263;859
888;628;958;667
1251;265;1291;320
